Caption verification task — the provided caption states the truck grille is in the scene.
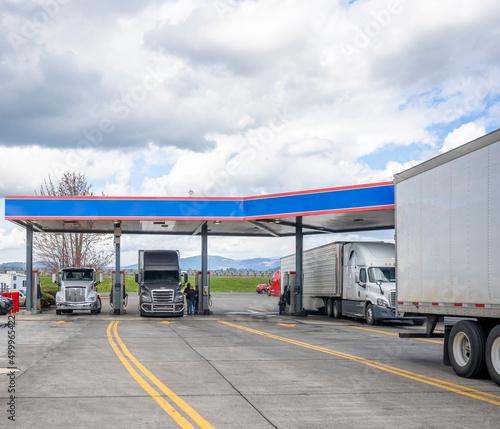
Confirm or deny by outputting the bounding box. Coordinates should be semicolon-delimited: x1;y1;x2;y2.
66;287;86;303
389;291;396;308
152;289;174;303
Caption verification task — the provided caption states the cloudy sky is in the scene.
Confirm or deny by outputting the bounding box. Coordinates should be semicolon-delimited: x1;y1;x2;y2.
1;0;499;266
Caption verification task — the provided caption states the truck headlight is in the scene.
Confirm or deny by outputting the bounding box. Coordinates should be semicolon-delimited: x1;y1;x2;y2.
377;298;389;307
141;293;151;302
89;296;96;302
174;294;184;302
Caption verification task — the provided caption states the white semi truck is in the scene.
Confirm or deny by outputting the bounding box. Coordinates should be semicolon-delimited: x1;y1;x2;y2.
395;128;500;385
136;250;187;317
281;241;424;325
54;268;102;315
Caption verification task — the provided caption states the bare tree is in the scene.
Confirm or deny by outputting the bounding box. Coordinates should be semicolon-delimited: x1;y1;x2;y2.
34;172;114;272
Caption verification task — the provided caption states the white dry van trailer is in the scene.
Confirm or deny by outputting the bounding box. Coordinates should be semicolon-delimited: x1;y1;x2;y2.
395;128;500;385
281;241;423;325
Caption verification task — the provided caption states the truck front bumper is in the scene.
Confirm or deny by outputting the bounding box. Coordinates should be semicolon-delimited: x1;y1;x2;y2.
141;303;184;314
374;306;425;322
56;302;95;310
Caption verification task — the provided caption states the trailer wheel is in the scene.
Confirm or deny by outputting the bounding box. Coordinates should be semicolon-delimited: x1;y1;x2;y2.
486;325;500;386
365;303;376;326
448;320;485;378
326;299;334;318
56;309;62;315
333;299;342;319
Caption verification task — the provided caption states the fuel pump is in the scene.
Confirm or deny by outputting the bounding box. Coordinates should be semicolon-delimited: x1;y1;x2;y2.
30;270;42;314
283;271;296;315
196;271;212;315
110;270;127;315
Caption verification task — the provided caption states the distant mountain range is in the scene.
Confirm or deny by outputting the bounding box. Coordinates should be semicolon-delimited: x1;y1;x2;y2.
124;255;279;271
0;256;280;272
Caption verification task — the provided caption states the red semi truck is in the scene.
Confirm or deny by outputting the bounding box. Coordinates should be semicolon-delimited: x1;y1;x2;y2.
269;270;281;296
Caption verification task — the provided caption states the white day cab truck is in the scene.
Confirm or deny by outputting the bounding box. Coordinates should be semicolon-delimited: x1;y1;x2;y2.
395;128;500;385
280;241;424;325
54;268;103;315
136;250;187;317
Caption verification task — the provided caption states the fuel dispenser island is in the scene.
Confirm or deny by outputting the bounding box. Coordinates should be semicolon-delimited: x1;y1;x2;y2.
279;271;296;315
110;270;128;315
27;270;42;314
196;271;212;315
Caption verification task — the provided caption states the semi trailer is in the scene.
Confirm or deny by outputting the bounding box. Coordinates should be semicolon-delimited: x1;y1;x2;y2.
54;268;102;315
136;250;187;317
281;241;423;325
395;128;500;385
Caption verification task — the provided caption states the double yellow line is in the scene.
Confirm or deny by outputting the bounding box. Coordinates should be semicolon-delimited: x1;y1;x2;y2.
107;321;214;429
220;321;500;407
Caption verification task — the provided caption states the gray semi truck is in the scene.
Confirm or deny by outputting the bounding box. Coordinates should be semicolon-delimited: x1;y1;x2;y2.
54;267;102;315
136;250;187;317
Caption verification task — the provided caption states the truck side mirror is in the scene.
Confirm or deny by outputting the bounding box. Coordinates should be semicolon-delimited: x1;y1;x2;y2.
52;273;57;284
135;273;139;283
355;271;360;284
99;273;103;284
182;272;188;284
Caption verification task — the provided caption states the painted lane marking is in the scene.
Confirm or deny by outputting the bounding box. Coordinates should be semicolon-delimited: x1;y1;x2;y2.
52;321;67;324
277;323;296;327
219;321;500;407
249;307;269;312
0;368;20;374
347;326;444;344
107;321;214;428
159;321;176;324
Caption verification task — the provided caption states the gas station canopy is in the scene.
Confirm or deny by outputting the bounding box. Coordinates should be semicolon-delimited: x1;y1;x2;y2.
5;181;395;236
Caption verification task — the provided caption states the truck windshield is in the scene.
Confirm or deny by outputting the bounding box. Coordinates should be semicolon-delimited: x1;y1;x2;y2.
62;270;93;281
368;267;395;283
144;270;179;283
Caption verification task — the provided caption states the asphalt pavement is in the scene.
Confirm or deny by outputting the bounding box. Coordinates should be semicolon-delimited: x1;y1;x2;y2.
0;293;499;428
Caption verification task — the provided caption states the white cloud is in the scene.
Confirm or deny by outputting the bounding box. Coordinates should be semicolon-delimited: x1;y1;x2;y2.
1;0;499;263
441;122;487;153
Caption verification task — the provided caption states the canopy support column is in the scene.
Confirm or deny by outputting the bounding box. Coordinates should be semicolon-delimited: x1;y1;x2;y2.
201;222;211;314
295;216;304;315
26;223;33;312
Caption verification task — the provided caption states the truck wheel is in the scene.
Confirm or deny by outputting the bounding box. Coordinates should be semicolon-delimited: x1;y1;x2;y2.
97;297;102;314
326;299;334;318
448;320;485;378
333;299;342;319
267;289;271;296
485;325;500;386
365;303;376;325
56;309;62;315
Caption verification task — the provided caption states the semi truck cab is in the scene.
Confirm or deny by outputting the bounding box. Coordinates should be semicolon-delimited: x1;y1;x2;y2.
54;268;102;315
136;250;187;317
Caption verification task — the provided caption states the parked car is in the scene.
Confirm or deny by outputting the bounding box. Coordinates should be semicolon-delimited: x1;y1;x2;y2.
17;290;26;307
0;296;14;315
256;284;270;294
